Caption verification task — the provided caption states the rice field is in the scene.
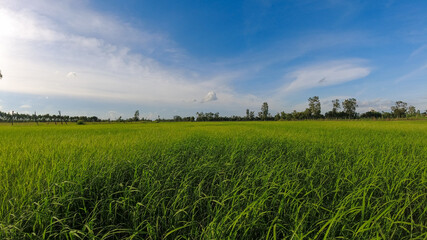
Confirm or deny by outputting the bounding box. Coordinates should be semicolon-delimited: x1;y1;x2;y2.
1;121;426;239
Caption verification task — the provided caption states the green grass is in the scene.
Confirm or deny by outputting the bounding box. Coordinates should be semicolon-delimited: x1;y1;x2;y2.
1;121;426;239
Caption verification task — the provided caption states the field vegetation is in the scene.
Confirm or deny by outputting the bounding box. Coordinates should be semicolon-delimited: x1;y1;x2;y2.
1;121;426;239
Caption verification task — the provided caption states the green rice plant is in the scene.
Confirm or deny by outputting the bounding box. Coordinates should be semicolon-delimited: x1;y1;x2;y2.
0;121;426;239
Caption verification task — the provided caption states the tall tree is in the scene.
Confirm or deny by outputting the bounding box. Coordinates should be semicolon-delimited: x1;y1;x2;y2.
342;98;358;119
308;96;321;118
134;110;140;121
261;102;269;120
407;105;416;117
34;111;38;125
391;101;407;118
332;99;340;113
249;110;255;120
58;110;63;125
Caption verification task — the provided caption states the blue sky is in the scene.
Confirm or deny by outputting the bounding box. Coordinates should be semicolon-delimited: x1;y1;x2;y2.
0;0;426;119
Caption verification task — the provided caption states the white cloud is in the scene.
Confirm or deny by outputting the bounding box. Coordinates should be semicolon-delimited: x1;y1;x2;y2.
201;91;218;103
0;0;262;114
66;72;77;78
283;60;371;92
0;3;211;102
19;104;31;109
0;1;384;118
357;98;394;112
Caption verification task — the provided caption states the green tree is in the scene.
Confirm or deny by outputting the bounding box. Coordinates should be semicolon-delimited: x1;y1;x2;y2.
407;105;416;117
249;110;255;120
332;99;340;113
308;96;321;118
134;110;140;121
342;98;358;119
391;101;407;118
261;102;269;120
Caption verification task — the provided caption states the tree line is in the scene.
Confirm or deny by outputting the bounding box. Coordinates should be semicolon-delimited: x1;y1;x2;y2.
0;111;101;124
182;97;426;122
1;97;425;124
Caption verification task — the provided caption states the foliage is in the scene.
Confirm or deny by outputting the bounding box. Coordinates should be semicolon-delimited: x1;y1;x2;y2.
261;102;269;120
308;96;321;118
391;101;408;118
133;110;140;121
342;98;358;118
360;110;382;119
1;97;425;123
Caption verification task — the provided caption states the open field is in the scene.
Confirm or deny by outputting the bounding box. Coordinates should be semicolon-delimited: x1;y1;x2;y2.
1;121;427;239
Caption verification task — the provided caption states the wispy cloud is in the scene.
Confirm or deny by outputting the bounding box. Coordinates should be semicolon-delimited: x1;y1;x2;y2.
282;60;371;92
19;104;32;109
409;44;427;58
395;63;427;83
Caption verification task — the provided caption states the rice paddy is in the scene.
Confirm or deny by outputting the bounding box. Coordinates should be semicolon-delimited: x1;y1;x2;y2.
1;121;426;239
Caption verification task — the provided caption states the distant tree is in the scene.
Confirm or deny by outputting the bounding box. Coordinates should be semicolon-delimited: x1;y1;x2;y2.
173;115;182;121
360;110;382;119
325;99;342;119
249;110;255;120
88;116;99;122
214;112;220;120
34;111;38;125
407;105;416;117
261;102;269;120
332;99;340;112
391;101;407;118
134;110;140;121
58;110;63;124
283;112;293;120
196;112;204;121
382;111;393;119
291;109;311;120
342;98;358;119
291;110;299;120
308;96;321;118
280;111;286;120
246;109;250;119
0;70;2;80
303;108;312;119
274;113;280;121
